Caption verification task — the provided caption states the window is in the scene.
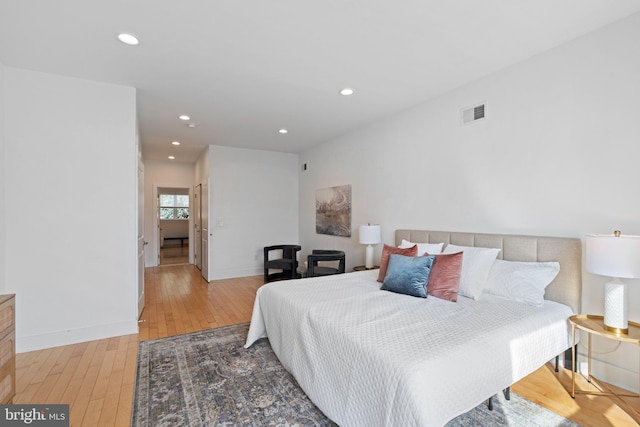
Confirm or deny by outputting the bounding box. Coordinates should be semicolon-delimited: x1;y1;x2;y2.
159;194;189;220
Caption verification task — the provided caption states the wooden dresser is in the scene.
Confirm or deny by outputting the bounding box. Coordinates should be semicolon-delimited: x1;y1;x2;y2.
0;294;15;404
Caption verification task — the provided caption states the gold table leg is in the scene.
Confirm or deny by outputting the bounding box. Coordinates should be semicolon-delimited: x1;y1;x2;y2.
571;323;576;398
588;332;592;383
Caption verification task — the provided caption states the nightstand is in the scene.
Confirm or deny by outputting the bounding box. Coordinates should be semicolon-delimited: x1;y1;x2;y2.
569;314;640;410
353;265;379;271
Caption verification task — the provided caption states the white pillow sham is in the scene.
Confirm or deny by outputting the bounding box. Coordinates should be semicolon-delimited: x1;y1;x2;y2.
483;259;560;306
441;244;500;300
399;239;444;255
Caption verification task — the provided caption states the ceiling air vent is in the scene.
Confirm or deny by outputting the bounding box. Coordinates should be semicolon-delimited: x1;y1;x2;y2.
461;103;485;125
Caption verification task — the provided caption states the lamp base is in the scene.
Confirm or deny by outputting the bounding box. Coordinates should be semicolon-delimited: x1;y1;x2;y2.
603;324;629;335
365;245;374;269
604;279;628;335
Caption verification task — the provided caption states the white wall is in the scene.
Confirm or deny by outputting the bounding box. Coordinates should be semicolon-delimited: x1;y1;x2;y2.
143;160;196;266
209;145;299;279
160;221;189;240
0;62;5;295
3;67;139;352
300;13;640;392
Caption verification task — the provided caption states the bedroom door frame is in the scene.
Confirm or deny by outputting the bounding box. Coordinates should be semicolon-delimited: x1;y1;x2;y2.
137;159;145;319
154;185;193;266
194;184;202;270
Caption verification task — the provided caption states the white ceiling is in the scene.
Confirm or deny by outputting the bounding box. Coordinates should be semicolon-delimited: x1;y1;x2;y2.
2;1;640;163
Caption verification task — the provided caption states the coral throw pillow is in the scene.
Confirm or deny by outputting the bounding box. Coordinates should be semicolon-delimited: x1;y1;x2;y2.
377;243;418;282
426;252;463;302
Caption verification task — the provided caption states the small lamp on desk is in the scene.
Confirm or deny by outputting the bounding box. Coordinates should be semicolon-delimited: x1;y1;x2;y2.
359;224;381;269
586;231;640;334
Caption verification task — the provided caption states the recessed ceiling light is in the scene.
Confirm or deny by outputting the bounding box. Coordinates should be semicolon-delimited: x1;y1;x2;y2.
178;115;190;121
168;156;175;160
187;123;196;128
171;141;181;146
340;88;354;96
117;33;139;46
278;129;288;134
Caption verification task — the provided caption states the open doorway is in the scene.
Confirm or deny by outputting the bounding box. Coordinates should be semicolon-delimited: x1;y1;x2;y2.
158;187;190;266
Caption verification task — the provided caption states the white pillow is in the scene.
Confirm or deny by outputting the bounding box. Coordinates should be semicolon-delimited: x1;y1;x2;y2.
399;239;444;255
441;244;500;299
483;259;560;306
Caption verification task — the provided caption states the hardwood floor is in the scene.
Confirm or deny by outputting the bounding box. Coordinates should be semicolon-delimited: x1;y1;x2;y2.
14;265;263;426
14;265;640;426
159;243;189;266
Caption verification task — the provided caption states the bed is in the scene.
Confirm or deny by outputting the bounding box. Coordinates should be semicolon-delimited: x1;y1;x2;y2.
245;230;581;426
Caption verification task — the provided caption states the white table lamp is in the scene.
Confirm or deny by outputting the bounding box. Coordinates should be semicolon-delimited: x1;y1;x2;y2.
586;231;640;334
359;224;381;269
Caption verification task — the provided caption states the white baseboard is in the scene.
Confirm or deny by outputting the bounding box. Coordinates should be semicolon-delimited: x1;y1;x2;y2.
17;320;139;353
576;353;639;394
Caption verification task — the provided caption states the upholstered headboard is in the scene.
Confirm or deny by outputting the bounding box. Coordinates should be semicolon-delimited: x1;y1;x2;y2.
396;229;582;314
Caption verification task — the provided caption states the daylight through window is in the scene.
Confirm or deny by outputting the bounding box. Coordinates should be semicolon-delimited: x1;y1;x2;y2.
160;194;189;220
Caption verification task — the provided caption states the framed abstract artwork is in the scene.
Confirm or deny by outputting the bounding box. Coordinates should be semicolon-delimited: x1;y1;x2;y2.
316;185;351;237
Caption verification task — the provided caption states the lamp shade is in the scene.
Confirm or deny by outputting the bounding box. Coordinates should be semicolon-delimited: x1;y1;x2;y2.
586;233;640;279
359;224;381;245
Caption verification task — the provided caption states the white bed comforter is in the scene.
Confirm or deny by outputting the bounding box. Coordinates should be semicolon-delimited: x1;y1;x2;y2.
245;270;573;427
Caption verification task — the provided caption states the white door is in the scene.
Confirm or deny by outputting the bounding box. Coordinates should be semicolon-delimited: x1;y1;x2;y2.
137;160;145;318
201;180;209;281
194;184;202;270
156;192;161;265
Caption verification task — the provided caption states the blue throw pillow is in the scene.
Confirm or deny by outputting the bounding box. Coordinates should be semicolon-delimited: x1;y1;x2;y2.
381;254;435;298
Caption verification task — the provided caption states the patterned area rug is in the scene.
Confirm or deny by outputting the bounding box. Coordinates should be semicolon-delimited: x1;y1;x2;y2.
132;323;581;426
